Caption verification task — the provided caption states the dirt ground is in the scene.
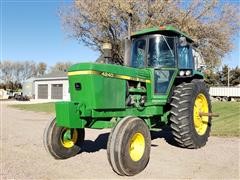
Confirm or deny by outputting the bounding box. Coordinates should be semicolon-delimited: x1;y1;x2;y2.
1;101;239;179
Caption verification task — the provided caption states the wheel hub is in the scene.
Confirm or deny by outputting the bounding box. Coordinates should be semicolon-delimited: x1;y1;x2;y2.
60;128;78;148
129;132;145;161
194;93;209;135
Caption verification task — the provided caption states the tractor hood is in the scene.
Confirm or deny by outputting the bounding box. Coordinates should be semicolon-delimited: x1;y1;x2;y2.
68;63;150;83
66;62;151;110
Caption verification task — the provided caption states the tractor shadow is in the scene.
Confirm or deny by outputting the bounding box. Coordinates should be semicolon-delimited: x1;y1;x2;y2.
81;132;109;153
80;127;178;153
150;127;179;147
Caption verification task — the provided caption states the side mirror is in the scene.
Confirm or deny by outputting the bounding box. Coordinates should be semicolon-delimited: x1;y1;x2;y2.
179;36;187;47
197;65;207;72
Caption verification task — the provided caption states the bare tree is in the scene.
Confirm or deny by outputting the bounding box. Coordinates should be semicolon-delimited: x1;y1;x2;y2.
21;61;37;81
12;62;24;83
0;60;38;85
60;0;239;66
50;62;73;72
37;62;47;76
0;60;14;83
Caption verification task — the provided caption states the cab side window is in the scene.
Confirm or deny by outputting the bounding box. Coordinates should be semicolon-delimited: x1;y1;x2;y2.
178;45;194;69
131;39;146;68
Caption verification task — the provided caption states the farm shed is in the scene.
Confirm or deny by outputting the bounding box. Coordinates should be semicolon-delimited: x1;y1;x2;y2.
34;71;70;101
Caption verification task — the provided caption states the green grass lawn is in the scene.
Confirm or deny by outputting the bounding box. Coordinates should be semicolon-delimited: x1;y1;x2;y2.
9;101;240;137
211;102;240;137
10;103;55;114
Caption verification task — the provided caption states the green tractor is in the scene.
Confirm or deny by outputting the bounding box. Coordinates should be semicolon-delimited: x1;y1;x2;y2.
44;25;213;176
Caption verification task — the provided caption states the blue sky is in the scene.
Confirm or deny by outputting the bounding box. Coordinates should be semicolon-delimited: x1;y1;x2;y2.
1;0;239;68
1;0;99;67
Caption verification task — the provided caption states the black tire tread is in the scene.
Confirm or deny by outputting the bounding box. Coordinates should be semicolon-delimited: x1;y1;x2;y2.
169;80;212;149
43;118;61;159
107;116;151;176
107;116;132;175
43;118;85;159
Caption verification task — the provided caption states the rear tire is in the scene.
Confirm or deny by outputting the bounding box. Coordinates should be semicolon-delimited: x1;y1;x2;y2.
43;118;85;159
170;80;212;149
107;116;151;176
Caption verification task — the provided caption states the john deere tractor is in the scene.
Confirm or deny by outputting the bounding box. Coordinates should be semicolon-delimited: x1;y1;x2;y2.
44;25;213;176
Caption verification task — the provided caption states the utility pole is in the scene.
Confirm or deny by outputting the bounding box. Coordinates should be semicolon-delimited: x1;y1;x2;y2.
227;67;230;87
227;66;231;100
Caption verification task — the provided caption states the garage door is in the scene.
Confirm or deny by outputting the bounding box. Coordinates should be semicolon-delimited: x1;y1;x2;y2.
38;84;48;99
51;84;63;99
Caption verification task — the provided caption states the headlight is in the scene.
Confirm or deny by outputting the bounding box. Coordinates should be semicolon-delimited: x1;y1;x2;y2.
185;70;191;76
179;70;185;76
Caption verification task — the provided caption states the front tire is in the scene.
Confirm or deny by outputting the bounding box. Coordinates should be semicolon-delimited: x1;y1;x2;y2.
170;80;212;149
107;116;151;176
43;118;85;159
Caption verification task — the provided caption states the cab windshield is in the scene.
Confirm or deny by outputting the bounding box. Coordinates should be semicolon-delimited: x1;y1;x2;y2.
130;35;176;68
148;36;175;68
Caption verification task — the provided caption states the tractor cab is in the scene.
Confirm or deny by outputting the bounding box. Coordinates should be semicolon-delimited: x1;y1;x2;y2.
128;26;195;69
125;26;201;95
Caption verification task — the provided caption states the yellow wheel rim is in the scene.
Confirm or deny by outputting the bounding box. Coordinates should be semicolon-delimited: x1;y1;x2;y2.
129;132;145;162
194;93;209;135
60;128;78;148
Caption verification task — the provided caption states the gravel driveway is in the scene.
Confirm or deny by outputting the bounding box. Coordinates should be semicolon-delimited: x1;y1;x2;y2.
1;102;239;179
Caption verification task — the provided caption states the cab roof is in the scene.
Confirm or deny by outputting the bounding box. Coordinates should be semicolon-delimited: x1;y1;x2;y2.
131;25;194;42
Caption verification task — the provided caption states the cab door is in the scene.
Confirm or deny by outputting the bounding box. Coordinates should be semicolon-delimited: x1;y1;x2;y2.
147;35;178;96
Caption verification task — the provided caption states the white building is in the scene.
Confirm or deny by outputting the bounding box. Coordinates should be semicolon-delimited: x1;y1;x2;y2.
34;71;70;101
